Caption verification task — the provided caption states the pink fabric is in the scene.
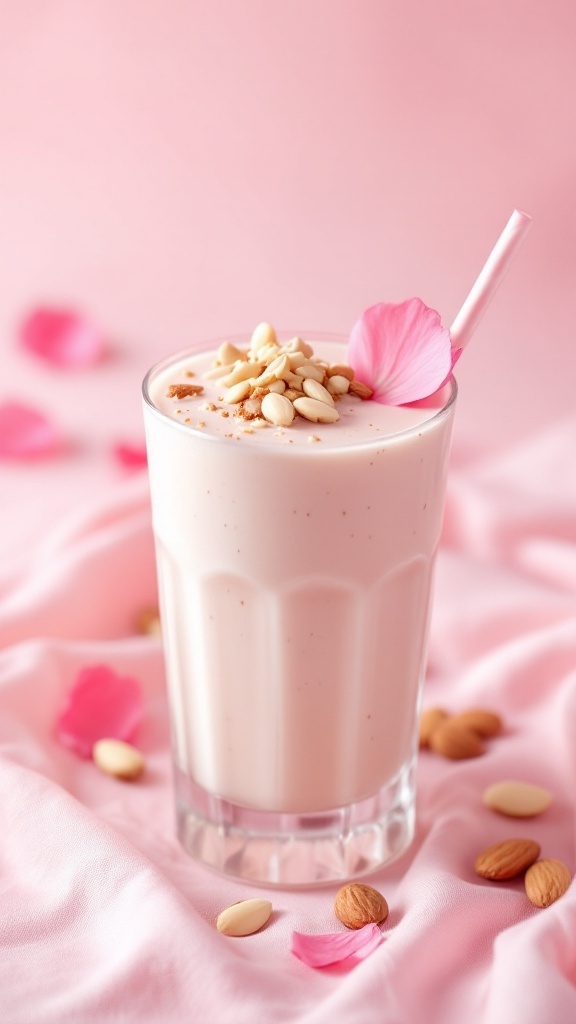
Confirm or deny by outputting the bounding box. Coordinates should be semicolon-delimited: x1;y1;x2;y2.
1;418;575;1023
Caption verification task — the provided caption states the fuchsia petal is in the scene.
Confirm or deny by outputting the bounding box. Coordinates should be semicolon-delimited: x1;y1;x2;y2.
291;924;383;967
348;299;453;406
0;402;59;459
112;442;148;470
19;307;105;368
56;664;144;758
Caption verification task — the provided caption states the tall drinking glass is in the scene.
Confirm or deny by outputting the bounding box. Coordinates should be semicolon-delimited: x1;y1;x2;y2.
143;334;456;886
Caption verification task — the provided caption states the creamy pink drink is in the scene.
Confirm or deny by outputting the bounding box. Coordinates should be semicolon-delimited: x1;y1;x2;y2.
143;329;456;885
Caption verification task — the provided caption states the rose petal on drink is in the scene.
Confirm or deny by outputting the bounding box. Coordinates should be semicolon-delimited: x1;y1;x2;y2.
0;402;60;459
291;923;382;967
112;442;148;469
19;307;105;368
348;299;452;406
56;664;144;758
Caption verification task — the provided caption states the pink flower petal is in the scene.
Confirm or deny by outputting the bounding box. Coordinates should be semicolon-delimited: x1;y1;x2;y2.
56;664;144;758
19;307;105;368
0;402;60;459
112;442;148;470
291;923;382;968
348;299;453;405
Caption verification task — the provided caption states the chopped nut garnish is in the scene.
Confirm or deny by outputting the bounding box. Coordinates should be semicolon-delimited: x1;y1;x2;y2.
167;383;204;399
196;327;373;431
235;397;263;420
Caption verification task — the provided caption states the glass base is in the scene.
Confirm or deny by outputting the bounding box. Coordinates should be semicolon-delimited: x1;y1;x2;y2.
174;759;416;887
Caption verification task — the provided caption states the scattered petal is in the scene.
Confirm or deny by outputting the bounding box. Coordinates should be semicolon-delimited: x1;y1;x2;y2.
56;664;144;758
0;402;60;459
348;299;453;406
291;923;382;968
113;442;148;470
19;307;105;368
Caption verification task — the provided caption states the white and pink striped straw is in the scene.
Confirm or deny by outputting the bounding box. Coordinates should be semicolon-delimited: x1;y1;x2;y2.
450;209;532;351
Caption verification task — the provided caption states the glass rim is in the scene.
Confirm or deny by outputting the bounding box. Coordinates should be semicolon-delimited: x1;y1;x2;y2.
142;332;457;451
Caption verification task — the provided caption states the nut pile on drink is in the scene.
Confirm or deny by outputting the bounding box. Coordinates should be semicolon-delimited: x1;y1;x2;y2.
167;322;373;431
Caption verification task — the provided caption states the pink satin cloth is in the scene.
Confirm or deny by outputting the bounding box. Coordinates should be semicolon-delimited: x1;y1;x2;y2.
1;418;575;1024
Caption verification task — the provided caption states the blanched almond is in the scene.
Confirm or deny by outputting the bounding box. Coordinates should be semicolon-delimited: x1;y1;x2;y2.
254;353;291;386
261;392;295;427
287;351;307;369
216;341;247;365
295;364;325;383
483;781;552;818
220;361;262;388
284;336;313;357
93;739;145;781
327;375;351;396
327;363;355;381
250;322;277;352
203;361;236;380
223;380;251;404
302;379;335;406
216;898;273;936
293;397;340;423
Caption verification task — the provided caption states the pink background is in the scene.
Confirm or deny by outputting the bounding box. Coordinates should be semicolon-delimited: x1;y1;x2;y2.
1;0;575;562
2;7;576;1022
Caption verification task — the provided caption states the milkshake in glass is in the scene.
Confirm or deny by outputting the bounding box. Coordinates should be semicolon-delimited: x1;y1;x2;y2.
143;324;456;886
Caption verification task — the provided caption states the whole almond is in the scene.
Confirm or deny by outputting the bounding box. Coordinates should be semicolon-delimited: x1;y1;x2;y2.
216;898;273;936
525;859;572;908
349;379;373;400
261;392;295;427
483;781;552;818
428;721;485;760
419;707;449;748
334;883;388;930
474;838;541;880
93;739;145;781
449;709;503;738
293;397;340;424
